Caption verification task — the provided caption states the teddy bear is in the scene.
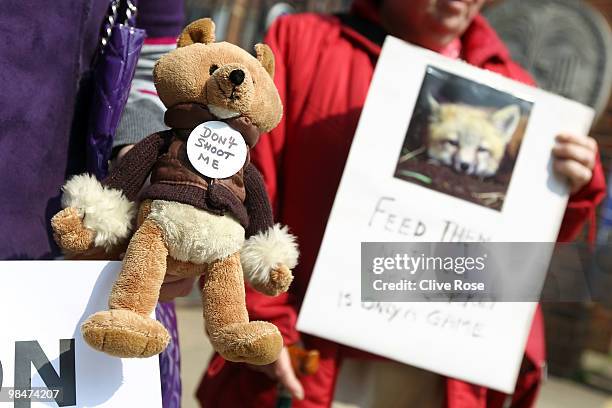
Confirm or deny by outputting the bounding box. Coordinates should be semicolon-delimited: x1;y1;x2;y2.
50;18;298;366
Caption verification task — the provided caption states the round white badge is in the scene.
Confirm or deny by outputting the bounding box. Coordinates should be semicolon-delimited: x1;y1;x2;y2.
186;121;248;179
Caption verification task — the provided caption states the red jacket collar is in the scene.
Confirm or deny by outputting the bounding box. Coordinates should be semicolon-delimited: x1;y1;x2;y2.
346;1;511;68
460;14;511;66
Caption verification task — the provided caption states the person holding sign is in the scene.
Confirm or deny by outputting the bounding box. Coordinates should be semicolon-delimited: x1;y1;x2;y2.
0;1;186;407
197;0;607;407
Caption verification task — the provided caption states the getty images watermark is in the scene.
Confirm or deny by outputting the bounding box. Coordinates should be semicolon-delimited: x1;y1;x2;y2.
361;242;612;303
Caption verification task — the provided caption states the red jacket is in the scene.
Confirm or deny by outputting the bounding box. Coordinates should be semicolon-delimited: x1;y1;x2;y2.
198;4;607;407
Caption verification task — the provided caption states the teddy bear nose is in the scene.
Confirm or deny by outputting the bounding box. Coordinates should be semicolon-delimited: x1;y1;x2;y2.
229;69;245;86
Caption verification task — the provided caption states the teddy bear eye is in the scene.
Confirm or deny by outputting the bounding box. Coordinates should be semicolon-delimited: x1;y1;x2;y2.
209;64;219;75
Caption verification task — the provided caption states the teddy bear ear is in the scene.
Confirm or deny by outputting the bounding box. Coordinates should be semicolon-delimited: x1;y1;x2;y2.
177;18;216;47
254;43;275;78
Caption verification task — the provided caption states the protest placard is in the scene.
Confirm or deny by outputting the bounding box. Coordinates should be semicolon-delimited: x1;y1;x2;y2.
297;36;595;393
0;261;162;407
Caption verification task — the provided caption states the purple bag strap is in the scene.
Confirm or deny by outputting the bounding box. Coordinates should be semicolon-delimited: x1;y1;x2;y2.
100;0;139;52
123;0;138;27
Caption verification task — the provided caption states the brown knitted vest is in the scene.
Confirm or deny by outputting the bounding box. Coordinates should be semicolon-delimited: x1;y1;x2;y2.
150;132;248;204
135;104;262;227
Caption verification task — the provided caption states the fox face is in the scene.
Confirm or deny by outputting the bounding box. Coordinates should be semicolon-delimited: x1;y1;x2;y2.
426;94;520;177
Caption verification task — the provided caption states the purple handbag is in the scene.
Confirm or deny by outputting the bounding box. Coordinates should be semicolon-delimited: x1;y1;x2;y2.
86;0;146;179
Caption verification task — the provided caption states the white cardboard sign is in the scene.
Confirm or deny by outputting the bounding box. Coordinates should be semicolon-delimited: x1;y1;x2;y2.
0;261;162;407
297;37;594;393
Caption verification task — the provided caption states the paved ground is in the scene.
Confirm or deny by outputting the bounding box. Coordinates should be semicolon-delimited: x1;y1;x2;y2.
175;305;211;408
176;306;612;408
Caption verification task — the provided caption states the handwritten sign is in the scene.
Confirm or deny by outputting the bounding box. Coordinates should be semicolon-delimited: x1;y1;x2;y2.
0;261;162;407
187;121;247;179
297;37;594;393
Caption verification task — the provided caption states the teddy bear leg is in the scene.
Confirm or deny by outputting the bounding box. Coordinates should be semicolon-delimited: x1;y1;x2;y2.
81;219;171;358
202;252;283;365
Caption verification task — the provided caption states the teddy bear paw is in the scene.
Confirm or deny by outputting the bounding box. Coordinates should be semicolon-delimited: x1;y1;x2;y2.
81;310;170;358
51;207;95;253
267;264;294;295
209;321;283;365
252;264;294;297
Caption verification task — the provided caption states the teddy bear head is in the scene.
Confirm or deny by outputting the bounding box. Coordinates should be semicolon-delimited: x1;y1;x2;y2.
153;18;282;134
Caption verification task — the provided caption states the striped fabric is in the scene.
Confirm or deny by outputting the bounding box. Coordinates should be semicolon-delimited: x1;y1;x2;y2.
113;39;176;148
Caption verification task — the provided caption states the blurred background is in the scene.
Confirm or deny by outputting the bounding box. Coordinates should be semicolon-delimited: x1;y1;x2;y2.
175;0;612;407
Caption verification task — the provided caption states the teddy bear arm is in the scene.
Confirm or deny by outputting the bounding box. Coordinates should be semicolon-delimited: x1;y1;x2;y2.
240;164;299;295
55;132;169;252
243;163;274;238
103;131;169;201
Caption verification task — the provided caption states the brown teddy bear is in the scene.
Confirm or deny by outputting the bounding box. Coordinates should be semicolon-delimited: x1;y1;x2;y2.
50;18;298;366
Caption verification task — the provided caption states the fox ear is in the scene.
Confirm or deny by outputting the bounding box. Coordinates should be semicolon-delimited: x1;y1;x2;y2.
255;43;275;78
491;105;520;142
427;93;440;119
178;18;216;47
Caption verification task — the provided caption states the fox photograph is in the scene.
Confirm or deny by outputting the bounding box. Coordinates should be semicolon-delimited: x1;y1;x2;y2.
394;66;533;211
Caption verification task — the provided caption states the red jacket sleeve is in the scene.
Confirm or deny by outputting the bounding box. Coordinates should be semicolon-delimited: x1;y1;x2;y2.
245;17;300;346
558;153;607;242
249;21;289;215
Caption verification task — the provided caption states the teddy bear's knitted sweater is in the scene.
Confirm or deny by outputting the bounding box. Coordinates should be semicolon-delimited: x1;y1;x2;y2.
103;128;273;238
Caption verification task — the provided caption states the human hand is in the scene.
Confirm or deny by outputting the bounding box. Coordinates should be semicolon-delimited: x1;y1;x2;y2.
159;276;196;302
552;134;598;194
115;144;134;163
248;346;304;400
158;258;207;302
